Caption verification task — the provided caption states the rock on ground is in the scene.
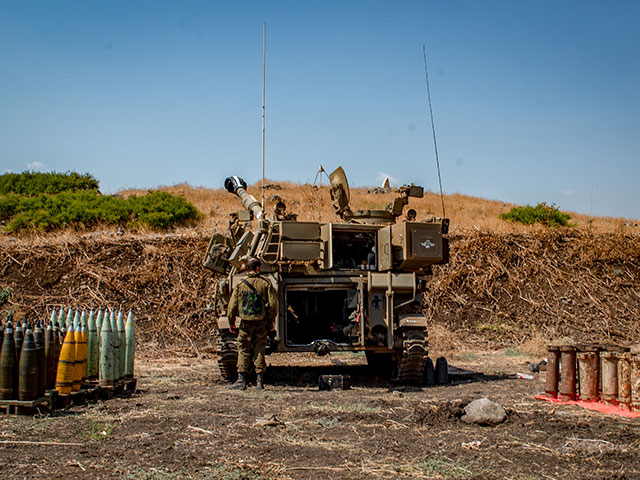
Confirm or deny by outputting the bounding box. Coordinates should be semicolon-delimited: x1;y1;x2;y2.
462;397;507;425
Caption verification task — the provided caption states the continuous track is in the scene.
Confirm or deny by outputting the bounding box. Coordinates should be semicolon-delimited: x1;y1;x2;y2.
396;329;428;384
216;333;238;382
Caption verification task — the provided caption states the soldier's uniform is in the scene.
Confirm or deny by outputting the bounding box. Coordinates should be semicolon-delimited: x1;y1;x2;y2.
227;272;277;378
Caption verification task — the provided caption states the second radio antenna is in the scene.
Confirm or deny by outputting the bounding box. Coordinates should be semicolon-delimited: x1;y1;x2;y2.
422;44;446;218
261;22;266;209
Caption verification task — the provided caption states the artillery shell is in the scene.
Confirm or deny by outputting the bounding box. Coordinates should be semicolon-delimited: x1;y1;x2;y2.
0;323;18;400
99;312;115;386
14;323;23;362
96;308;103;344
87;309;98;379
117;310;126;380
18;329;38;401
34;324;46;398
45;323;57;390
125;309;135;379
111;311;121;381
72;327;85;391
56;325;76;395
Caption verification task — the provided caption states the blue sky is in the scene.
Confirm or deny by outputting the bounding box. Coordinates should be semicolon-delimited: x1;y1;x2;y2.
1;1;639;219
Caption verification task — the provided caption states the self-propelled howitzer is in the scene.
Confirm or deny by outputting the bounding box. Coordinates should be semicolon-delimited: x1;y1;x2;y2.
204;167;449;384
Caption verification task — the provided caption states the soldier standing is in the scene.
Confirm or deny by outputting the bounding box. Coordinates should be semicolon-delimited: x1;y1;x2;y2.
227;257;277;390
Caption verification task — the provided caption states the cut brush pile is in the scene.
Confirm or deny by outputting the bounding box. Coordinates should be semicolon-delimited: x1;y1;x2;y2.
1;229;638;353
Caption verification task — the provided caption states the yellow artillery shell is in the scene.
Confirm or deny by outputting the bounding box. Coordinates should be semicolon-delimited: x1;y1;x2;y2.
55;327;76;395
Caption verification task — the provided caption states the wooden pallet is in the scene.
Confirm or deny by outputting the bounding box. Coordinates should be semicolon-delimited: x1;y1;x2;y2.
0;397;47;415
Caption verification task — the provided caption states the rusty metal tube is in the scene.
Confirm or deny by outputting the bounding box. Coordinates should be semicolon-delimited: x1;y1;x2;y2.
577;348;599;402
617;351;632;411
631;353;640;412
600;351;619;406
545;345;560;399
559;345;577;401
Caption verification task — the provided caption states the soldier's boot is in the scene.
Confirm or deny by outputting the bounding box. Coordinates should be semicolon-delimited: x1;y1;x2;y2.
256;372;265;390
227;372;247;390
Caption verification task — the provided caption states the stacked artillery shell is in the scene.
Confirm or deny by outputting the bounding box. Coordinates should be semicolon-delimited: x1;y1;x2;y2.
45;323;57;390
0;323;18;400
49;309;57;327
111;311;121;381
99;312;115;386
72;326;85;391
18;329;38;401
117;310;126;380
80;309;87;330
87;310;98;379
96;309;103;343
56;325;76;395
34;324;46;398
14;323;23;362
125;310;135;378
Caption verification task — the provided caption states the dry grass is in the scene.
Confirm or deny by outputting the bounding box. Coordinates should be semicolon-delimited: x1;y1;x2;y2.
119;180;639;235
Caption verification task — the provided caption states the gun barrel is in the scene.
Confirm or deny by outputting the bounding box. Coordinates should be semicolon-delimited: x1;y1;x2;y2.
224;176;264;220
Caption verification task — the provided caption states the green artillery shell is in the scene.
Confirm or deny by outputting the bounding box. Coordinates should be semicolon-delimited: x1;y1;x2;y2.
110;311;121;381
125;309;135;378
57;306;65;327
45;323;56;390
14;323;23;362
18;329;38;401
96;308;103;344
34;324;46;398
0;323;18;400
87;309;98;379
99;312;115;386
81;325;88;382
117;310;126;380
49;308;57;326
56;325;76;395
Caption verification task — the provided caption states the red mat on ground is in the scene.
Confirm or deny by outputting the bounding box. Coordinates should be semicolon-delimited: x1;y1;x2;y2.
535;394;640;418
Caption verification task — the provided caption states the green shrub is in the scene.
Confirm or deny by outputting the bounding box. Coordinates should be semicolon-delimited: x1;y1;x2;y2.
500;202;571;227
129;191;201;229
0;191;200;232
0;171;99;195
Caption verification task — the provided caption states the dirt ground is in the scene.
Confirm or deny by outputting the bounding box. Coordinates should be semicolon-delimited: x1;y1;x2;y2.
1;350;638;480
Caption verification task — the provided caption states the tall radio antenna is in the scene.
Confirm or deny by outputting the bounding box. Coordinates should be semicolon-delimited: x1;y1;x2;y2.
422;44;446;218
261;22;266;209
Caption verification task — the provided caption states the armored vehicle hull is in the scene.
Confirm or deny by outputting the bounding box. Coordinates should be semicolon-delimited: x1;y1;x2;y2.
204;168;449;384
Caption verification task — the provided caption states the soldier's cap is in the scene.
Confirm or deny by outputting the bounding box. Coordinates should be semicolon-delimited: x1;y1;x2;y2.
247;257;261;271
